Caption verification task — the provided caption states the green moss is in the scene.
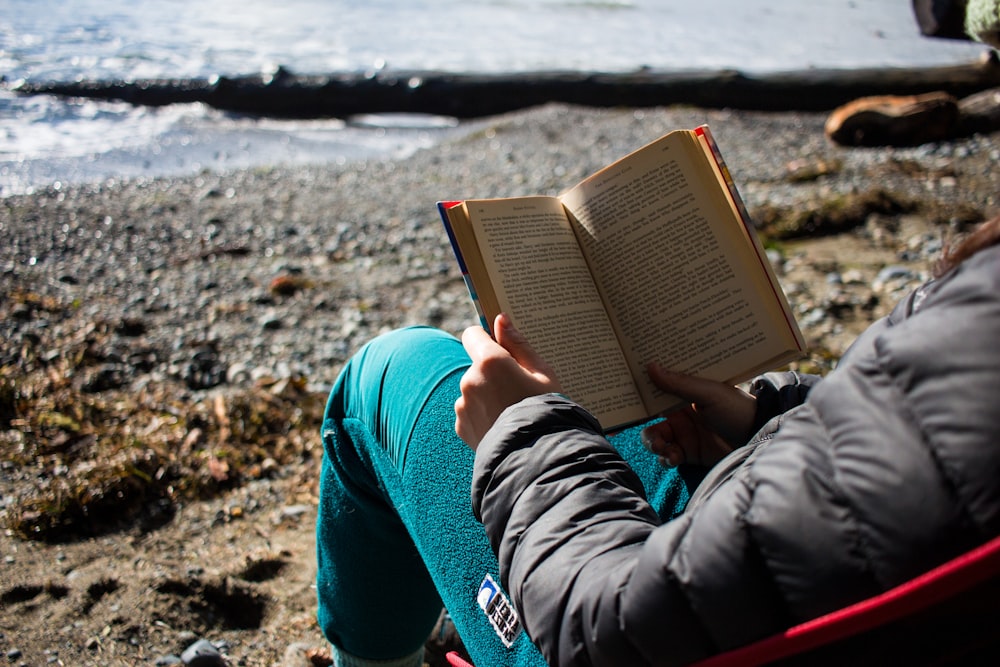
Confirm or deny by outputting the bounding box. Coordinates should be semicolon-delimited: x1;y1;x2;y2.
36;411;82;433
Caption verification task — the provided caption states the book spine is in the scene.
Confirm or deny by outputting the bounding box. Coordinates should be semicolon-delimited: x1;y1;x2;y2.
695;126;805;351
437;201;490;331
695;125;753;226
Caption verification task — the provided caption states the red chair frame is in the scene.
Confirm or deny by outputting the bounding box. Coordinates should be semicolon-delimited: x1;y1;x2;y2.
446;533;1000;666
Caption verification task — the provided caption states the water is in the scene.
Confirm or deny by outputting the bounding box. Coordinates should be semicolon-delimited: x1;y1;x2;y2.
1;0;991;195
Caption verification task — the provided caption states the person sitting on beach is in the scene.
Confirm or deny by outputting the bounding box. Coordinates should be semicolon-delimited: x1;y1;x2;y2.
314;214;1000;667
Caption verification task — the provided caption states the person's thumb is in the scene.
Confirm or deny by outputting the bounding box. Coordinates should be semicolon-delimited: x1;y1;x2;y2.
494;313;551;375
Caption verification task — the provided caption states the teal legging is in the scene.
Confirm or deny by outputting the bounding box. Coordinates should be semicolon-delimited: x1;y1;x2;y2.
316;326;694;665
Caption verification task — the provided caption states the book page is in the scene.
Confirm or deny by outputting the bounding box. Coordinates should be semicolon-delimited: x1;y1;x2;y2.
462;197;647;428
560;130;801;414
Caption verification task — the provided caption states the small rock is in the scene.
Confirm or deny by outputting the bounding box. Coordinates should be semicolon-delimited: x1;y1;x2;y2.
282;643;332;667
873;265;915;292
784;157;842;182
261;316;284;331
226;362;251;384
765;249;785;275
270;274;305;296
280;504;312;521
800;305;828;328
80;363;128;393
10;304;32;321
841;269;866;285
114;317;148;336
180;638;228;667
183;346;225;389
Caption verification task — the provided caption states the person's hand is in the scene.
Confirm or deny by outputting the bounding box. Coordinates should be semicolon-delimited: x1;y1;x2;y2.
455;313;563;448
640;364;756;468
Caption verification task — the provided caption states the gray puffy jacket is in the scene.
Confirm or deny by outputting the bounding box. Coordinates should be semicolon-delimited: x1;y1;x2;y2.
471;245;1000;666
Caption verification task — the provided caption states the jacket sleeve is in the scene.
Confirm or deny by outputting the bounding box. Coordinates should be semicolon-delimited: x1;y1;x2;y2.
471;394;781;666
471;395;654;664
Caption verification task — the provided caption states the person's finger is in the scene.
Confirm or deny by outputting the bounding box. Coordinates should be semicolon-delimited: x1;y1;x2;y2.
454;394;466;438
641;422;686;467
661;443;686;467
643;408;698;443
454;393;476;446
641;420;673;453
494;313;549;374
462;324;505;363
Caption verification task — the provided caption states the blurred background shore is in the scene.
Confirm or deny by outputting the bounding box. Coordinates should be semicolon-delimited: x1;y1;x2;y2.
1;0;993;195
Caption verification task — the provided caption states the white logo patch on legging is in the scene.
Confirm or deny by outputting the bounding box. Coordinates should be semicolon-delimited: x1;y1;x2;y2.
477;574;522;648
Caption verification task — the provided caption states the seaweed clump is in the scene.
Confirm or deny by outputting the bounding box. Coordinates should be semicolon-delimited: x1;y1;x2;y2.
1;289;325;542
753;188;917;241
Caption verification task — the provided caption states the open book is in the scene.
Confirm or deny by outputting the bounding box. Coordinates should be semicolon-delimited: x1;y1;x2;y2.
439;126;804;432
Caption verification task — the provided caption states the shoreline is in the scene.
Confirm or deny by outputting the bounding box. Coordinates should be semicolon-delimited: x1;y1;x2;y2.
6;55;999;197
2;103;999;665
0;110;480;199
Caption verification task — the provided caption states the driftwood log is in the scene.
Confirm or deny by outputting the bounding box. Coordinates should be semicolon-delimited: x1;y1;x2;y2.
12;56;1000;119
959;86;1000;132
822;84;1000;147
824;91;963;146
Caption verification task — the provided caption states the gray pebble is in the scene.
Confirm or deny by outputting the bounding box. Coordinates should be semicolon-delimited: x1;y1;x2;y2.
181;638;227;667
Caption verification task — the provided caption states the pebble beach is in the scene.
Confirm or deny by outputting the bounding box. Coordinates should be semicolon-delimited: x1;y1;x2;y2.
2;102;999;665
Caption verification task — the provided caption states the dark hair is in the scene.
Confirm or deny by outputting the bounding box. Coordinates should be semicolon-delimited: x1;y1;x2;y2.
935;214;1000;277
